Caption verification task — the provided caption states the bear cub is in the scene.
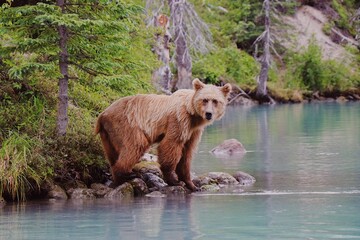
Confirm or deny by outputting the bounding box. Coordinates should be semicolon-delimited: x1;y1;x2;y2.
95;79;231;191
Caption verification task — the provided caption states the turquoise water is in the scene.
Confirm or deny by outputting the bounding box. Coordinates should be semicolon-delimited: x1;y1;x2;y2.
1;102;360;239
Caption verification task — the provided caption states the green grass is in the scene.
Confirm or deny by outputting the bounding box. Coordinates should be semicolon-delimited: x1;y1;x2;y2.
0;132;50;201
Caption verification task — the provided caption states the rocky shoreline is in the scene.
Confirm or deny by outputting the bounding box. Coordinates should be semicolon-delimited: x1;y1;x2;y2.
0;155;256;205
45;157;256;201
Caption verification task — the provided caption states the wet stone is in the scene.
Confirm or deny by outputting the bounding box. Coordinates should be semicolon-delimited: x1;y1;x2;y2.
90;183;112;198
233;171;256;186
200;184;221;192
104;182;134;199
210;139;246;157
141;172;168;190
206;172;239;185
47;185;68;200
68;188;96;200
129;178;150;196
192;176;217;187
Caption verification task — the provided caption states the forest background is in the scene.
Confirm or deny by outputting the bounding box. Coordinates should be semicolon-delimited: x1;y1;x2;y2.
0;0;359;201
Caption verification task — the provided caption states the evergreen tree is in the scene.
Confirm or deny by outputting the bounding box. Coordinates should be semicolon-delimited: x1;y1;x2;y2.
0;0;153;135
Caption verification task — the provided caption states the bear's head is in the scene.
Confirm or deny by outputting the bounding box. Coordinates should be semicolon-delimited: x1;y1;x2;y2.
192;78;232;123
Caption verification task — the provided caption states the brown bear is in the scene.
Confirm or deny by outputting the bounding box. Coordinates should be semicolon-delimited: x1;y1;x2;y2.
95;79;231;191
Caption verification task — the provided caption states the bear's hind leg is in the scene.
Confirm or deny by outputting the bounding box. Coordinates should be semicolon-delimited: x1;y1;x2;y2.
111;147;147;186
99;130;118;166
111;133;150;186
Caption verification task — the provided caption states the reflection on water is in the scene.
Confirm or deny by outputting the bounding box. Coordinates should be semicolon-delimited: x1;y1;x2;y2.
196;102;360;193
1;102;360;239
1;197;200;240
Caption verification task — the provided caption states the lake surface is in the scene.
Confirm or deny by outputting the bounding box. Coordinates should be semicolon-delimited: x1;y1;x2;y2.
1;102;360;239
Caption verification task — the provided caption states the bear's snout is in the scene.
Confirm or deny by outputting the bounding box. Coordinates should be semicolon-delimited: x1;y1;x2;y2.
205;112;213;120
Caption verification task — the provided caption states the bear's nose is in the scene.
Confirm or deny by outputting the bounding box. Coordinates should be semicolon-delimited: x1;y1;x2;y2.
205;112;212;120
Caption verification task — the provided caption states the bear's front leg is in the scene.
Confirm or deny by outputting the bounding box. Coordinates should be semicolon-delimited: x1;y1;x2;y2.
157;139;184;187
176;129;203;191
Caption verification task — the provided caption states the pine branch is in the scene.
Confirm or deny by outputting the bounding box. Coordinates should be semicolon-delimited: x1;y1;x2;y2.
68;61;109;76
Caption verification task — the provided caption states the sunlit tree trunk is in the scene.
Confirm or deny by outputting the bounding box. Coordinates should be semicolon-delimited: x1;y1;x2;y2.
152;14;172;93
351;8;360;44
146;0;212;89
256;0;270;99
57;0;69;136
169;0;192;89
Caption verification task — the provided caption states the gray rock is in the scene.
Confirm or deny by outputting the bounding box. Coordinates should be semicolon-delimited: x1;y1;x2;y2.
142;172;168;189
192;176;217;187
68;188;96;200
129;178;150;196
90;183;112;198
210;139;246;157
207;172;239;185
104;182;134;199
133;161;163;178
47;185;68;200
233;171;256;186
200;184;221;192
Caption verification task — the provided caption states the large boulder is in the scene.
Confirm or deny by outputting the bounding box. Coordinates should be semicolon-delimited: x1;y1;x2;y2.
210;139;246;157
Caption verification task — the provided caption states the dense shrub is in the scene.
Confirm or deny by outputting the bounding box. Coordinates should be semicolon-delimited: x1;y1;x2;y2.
285;41;360;91
192;47;259;85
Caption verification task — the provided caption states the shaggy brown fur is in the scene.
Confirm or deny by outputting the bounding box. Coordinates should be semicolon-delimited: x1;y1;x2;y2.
95;79;231;191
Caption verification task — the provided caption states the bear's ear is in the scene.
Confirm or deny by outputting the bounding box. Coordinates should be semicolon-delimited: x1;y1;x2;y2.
193;78;205;91
220;83;232;97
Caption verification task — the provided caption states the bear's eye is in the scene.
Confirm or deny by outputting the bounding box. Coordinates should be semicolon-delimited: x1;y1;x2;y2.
202;99;209;104
212;99;218;105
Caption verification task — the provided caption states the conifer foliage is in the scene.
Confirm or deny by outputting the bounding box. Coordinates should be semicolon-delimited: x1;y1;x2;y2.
0;0;147;135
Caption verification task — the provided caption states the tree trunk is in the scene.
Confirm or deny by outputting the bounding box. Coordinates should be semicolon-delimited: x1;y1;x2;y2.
152;14;172;93
256;0;270;99
57;0;69;136
169;0;192;89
